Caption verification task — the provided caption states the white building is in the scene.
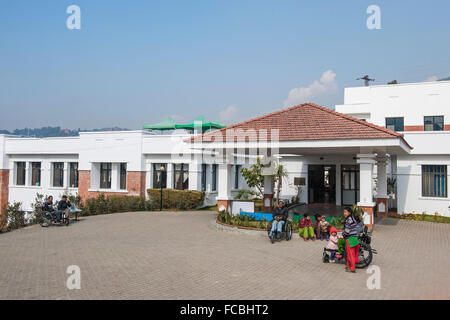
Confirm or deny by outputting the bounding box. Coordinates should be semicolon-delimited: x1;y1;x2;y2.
336;80;450;217
1;80;449;227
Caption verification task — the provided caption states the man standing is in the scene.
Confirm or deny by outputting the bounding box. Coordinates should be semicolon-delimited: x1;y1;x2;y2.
269;200;288;238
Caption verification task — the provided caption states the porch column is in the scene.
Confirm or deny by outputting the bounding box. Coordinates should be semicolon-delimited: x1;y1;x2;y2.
263;174;274;213
376;154;388;218
357;154;376;228
217;163;232;213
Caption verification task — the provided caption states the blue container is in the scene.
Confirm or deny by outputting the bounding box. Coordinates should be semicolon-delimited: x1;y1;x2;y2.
239;211;273;221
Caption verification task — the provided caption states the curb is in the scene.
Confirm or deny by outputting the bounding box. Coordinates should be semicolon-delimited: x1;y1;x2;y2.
212;219;301;239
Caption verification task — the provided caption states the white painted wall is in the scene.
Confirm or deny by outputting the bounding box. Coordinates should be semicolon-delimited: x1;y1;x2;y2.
336;81;450;217
336;81;450;127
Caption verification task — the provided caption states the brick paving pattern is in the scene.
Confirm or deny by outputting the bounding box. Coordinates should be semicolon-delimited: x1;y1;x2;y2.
0;211;449;299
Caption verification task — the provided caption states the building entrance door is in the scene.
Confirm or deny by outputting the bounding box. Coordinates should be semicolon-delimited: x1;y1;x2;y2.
308;165;336;204
341;165;360;206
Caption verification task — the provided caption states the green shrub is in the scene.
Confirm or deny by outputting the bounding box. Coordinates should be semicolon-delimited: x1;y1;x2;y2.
4;202;25;230
147;189;205;210
82;194;147;216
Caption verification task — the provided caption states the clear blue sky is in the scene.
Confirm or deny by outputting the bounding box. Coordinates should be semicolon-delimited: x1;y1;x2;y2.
1;0;449;130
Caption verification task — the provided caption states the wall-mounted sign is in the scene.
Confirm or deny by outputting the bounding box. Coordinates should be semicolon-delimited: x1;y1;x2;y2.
294;177;306;186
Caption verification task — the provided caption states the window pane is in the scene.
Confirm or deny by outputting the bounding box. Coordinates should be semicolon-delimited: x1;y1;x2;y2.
201;164;207;191
69;162;78;188
53;162;64;187
120;163;127;190
31;162;41;186
212;164;217;191
424;116;444;131
16;162;26;186
182;164;189;190
153;163;167;189
100;163;112;189
234;165;241;189
385;117;404;131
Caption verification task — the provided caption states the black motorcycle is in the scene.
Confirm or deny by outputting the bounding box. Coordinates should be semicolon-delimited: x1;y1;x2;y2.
322;225;377;269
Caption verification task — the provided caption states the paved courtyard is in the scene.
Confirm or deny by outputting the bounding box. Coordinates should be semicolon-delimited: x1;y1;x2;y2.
0;210;449;300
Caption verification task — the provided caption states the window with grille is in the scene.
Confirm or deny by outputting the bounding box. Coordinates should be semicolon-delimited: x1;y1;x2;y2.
422;165;447;197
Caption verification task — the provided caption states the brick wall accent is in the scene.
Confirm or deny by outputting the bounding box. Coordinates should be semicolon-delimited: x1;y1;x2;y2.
404;125;450;131
78;170;146;203
263;194;274;213
126;171;146;197
376;198;389;218
0;169;9;218
403;125;424;131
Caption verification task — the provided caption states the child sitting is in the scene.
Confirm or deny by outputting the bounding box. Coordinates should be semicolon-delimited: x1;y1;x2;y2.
319;216;330;241
326;227;340;263
298;214;315;241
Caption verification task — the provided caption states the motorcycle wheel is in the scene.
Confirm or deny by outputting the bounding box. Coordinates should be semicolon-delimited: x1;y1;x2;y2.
356;242;373;269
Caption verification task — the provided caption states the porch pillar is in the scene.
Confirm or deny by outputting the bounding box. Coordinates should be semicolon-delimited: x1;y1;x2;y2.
357;154;376;228
217;163;232;213
263;174;274;213
376;154;388;218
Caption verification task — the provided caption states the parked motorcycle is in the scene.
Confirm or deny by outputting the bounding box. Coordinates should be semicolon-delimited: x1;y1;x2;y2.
322;225;377;268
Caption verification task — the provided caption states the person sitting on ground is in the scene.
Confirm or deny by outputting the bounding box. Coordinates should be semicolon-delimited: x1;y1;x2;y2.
298;213;315;241
326;227;340;263
313;213;321;239
319;215;330;241
269;200;288;238
342;207;361;273
43;195;62;222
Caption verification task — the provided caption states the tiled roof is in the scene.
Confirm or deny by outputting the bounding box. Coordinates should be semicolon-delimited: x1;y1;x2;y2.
188;103;411;148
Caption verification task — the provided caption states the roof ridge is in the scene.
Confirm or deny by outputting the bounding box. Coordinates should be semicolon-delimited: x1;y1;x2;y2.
190;104;303;141
303;102;403;138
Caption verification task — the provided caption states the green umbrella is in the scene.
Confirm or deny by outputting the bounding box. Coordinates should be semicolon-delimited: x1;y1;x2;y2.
143;116;177;130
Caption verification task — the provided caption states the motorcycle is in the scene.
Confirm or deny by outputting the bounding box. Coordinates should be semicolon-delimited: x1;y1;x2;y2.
322;225;377;269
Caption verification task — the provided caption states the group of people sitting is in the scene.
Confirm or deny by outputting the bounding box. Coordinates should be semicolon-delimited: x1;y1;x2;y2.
43;195;72;222
269;200;364;273
298;213;331;241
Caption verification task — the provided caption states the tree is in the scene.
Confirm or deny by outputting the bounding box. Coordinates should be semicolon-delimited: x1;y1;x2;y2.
240;157;264;197
273;161;288;203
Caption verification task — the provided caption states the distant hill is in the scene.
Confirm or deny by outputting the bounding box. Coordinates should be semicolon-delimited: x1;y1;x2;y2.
438;77;450;81
0;126;130;138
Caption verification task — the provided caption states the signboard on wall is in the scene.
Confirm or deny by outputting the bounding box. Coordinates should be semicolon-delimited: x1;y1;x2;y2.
231;201;255;215
294;177;306;186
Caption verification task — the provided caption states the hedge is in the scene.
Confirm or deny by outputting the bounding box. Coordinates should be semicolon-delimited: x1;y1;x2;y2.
147;188;205;210
83;194;148;216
